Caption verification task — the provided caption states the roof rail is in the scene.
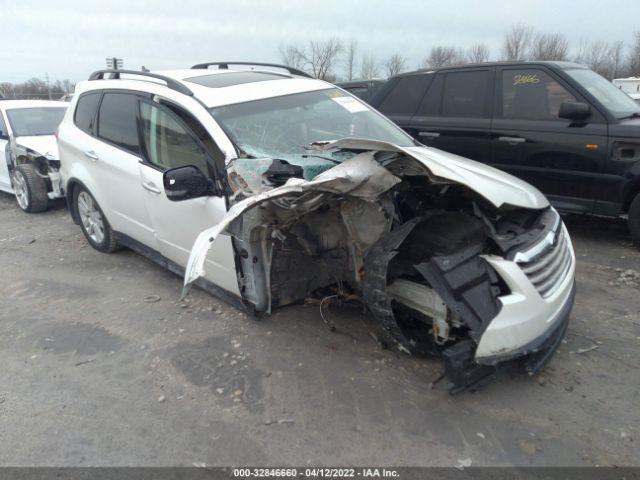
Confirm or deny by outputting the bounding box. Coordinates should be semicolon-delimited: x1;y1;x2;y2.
88;70;193;96
190;62;312;78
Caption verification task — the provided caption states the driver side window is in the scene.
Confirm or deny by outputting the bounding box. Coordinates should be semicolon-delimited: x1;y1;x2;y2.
139;102;211;175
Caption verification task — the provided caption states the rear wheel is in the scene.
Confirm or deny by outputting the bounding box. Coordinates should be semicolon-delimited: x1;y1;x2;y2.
628;192;640;247
74;186;119;253
13;164;48;213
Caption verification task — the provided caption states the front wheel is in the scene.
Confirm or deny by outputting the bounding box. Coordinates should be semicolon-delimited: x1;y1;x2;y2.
13;164;49;213
628;192;640;247
74;187;119;253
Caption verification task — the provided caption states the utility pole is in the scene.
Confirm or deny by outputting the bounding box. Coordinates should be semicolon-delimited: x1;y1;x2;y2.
45;73;52;99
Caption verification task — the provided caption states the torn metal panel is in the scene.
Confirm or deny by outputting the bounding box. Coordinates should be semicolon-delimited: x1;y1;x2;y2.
183;152;401;293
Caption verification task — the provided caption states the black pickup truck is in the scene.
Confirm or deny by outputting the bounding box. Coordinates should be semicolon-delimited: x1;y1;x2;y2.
369;61;640;244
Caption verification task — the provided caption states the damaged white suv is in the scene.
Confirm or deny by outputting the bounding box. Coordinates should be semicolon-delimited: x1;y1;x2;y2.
57;63;576;392
0;100;67;212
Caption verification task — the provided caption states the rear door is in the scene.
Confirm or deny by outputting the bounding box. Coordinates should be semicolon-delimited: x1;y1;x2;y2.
491;66;607;213
91;91;158;247
0;110;11;192
408;68;494;162
137;99;239;295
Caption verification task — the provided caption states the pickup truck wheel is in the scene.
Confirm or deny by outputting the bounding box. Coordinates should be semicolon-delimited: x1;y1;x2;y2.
74;187;119;253
628;193;640;247
13;164;48;213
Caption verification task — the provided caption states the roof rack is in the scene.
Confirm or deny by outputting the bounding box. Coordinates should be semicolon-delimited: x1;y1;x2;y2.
88;70;193;96
190;62;312;78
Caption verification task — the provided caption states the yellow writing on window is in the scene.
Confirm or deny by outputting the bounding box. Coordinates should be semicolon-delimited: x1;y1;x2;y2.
513;74;540;86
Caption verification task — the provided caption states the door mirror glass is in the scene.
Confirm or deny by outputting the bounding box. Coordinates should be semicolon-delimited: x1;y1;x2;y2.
558;101;591;121
163;165;215;201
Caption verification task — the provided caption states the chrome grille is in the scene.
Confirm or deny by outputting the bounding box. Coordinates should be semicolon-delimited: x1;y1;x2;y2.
517;225;572;298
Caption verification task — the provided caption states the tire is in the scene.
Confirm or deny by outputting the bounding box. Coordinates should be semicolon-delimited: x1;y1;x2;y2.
628;192;640;247
13;164;48;213
73;186;119;253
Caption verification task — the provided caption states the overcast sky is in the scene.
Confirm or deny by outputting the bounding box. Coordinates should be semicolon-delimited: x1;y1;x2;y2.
1;0;638;83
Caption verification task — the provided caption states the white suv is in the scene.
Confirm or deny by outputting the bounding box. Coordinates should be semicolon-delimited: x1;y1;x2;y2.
57;63;576;392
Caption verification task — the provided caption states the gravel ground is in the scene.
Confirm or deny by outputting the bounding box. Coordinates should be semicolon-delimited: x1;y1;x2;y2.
0;192;638;467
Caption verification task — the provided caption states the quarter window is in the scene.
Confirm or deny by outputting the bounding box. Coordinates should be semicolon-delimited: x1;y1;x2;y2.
74;92;101;135
97;93;142;155
140;102;211;174
441;70;490;117
501;69;576;120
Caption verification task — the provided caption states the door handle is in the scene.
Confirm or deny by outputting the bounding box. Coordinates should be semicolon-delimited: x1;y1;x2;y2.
84;150;99;161
498;136;526;145
142;181;161;194
418;131;440;138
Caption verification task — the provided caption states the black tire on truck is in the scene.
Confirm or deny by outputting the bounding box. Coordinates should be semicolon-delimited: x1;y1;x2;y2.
13;163;49;213
628;192;640;247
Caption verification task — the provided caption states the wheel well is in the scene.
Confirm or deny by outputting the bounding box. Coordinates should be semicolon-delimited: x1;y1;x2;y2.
66;179;81;224
623;186;640;214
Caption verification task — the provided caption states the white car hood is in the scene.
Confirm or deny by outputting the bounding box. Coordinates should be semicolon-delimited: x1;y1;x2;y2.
315;138;549;210
15;135;59;159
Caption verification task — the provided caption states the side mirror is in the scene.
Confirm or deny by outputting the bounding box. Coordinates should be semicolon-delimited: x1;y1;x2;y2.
163;165;215;201
558;101;591;121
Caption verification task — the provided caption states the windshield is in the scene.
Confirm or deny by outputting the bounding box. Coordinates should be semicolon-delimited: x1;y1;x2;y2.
209;88;414;163
6;107;67;136
565;69;640;118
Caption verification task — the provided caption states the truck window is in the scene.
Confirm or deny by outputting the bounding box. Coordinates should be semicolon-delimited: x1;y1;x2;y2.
441;70;490;118
97;93;143;155
416;74;444;115
501;69;575;120
377;75;429;116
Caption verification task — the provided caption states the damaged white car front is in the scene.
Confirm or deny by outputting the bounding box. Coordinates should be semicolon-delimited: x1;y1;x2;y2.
171;88;575;392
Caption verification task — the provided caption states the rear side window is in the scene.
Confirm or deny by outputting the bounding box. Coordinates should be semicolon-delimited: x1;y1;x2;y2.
0;113;7;137
501;69;576;120
97;93;142;155
377;75;429;116
441;70;490;117
74;92;101;135
416;74;444;115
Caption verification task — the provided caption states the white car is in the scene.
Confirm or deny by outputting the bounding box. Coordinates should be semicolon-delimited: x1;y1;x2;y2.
57;64;576;392
0;100;67;212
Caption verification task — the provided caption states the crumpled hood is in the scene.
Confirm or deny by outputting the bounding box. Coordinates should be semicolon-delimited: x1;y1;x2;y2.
15;135;59;159
316;138;549;210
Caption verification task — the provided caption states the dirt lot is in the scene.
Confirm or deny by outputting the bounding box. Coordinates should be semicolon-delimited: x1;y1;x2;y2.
0;192;638;467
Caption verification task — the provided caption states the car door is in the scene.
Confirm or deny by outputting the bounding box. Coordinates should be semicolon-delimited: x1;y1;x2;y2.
0;109;12;192
491;66;607;213
137;99;239;295
91;91;158;248
408;68;494;163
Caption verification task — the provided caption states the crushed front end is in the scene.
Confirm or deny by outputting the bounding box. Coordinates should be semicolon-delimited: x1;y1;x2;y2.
184;142;575;393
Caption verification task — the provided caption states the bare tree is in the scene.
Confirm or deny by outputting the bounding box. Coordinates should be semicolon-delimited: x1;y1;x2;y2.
301;38;344;79
360;54;379;79
278;44;305;70
423;46;464;68
467;44;490;63
609;41;626;79
344;39;358;80
530;33;569;61
627;31;640;76
384;53;407;77
586;41;611;78
502;23;534;60
573;37;589;65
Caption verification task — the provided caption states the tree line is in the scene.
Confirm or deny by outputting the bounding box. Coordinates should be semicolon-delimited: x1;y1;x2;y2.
279;24;640;81
0;78;75;100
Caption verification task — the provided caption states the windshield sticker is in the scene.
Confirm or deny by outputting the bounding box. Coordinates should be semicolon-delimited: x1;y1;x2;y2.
331;96;369;113
513;74;540;86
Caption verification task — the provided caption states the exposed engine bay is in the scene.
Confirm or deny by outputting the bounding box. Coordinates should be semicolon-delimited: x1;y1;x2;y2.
184;141;559;392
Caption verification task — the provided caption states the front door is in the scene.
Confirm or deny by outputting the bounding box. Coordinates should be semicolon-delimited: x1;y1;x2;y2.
490;67;607;213
137;99;239;296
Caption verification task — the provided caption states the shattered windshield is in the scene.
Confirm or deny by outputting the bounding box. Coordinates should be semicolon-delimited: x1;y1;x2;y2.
209;88;415;168
6;107;67;136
